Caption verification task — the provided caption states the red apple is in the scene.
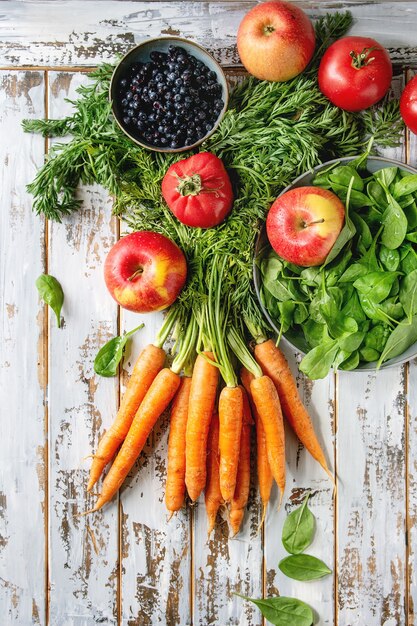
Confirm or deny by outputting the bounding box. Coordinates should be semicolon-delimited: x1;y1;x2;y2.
104;231;187;313
237;1;316;82
266;187;345;267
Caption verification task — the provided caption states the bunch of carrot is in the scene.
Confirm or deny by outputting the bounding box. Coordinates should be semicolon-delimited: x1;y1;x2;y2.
87;256;333;536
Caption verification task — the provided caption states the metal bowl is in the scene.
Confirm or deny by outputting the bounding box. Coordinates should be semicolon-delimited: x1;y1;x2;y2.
254;155;417;372
109;36;229;153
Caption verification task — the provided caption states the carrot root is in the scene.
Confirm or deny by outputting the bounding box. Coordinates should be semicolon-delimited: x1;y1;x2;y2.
88;344;166;491
219;385;244;502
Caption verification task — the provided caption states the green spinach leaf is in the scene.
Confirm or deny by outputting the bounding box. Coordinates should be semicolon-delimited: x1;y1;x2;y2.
94;324;144;377
282;493;314;555
299;340;339;379
35;274;64;328
354;272;399;304
236;594;314;626
381;194;408;250
378;315;417;365
399;269;417;319
278;554;332;581
379;245;400;271
393;174;417;198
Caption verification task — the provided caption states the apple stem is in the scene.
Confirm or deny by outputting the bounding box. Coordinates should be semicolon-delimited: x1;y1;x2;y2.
175;173;223;198
303;218;325;228
127;268;144;282
350;46;379;69
263;24;275;36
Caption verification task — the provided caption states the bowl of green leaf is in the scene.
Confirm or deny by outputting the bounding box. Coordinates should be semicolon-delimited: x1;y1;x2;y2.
254;154;417;379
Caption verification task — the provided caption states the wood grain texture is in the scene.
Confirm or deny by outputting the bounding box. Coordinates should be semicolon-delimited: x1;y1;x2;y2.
0;70;46;626
264;343;335;625
1;1;417;68
47;72;120;625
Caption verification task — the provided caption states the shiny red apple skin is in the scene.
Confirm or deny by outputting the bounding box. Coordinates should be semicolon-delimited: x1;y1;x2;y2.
266;187;345;267
104;231;187;313
237;1;316;82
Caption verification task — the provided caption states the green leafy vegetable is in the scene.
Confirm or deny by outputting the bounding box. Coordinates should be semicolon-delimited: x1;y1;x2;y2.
399;269;417;319
278;554;332;581
282;493;315;555
236;594;314;626
35;274;64;328
378;315;417;365
381;194;408;250
299;340;339;379
94;324;144;377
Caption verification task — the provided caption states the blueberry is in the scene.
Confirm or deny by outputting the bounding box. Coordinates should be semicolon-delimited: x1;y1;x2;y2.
129;100;139;110
127;109;135;118
182;70;192;83
148;113;156;123
138;111;147;121
126;91;133;101
174;93;182;102
173;116;181;127
160;137;168;146
153;101;162;110
175;77;183;87
197;110;206;120
165;110;174;120
167;72;177;82
205;123;213;132
185;137;194;146
120;78;128;88
137;120;146;131
170;140;179;148
122;116;131;125
149;91;158;101
121;98;128;107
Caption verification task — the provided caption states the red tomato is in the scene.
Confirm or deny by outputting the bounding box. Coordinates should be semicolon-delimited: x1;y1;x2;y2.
318;36;392;112
161;152;233;228
400;75;417;134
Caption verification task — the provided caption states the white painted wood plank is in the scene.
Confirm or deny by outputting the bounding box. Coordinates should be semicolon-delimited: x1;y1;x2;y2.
192;445;263;626
47;71;119;625
264;343;335;626
404;68;417;626
1;2;417;67
0;70;46;624
119;309;192;626
337;74;407;625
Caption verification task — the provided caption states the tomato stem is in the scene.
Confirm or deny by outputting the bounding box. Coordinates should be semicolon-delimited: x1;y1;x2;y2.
350;46;379;69
176;173;223;197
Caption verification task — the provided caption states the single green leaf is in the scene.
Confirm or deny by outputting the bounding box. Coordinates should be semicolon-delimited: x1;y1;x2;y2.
351;212;372;251
374;166;398;189
341;289;367;323
400;244;417;273
323;213;356;266
360;347;380;362
299;340;339;380
338;331;365;352
94;323;144;377
381;195;408;250
339;350;360;370
399;269;417;319
365;324;390;352
393;174;417;198
294;303;309;325
35;274;64;328
279;554;332;581
354;272;399;304
339;263;369;283
302;319;329;349
329;164;364;191
378;315;417;365
282;493;315;555
406;232;417;243
367;180;386;207
403;200;417;230
329;182;373;208
235;594;314;626
379;245;400;271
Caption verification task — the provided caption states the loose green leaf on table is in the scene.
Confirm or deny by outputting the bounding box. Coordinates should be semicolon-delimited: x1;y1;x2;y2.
94;323;144;377
279;554;332;581
235;594;314;626
35;273;64;328
282;493;315;555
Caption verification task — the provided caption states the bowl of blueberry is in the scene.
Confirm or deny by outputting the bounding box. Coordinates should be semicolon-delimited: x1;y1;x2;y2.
110;37;228;152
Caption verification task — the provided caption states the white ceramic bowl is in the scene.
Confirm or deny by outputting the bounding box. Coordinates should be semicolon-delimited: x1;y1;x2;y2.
254;156;417;371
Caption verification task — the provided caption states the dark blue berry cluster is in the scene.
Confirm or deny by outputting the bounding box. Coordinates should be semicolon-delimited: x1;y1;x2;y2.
117;45;225;149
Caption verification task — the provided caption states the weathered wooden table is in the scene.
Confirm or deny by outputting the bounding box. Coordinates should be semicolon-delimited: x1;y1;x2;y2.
2;1;417;624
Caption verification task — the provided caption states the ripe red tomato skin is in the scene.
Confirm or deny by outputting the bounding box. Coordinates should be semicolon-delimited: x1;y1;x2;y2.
161;152;233;228
318;36;392;112
400;75;417;135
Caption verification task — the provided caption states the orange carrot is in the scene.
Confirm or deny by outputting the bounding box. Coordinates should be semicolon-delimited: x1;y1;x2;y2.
229;387;252;536
254;340;333;481
250;375;286;505
241;367;273;525
88;344;166;491
218;385;244;502
92;367;180;511
205;413;223;535
165;377;192;514
185;352;219;502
